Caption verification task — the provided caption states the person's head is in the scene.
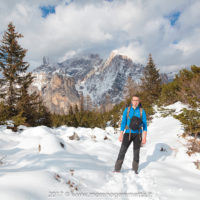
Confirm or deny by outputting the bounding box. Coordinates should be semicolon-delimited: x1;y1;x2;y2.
131;94;140;108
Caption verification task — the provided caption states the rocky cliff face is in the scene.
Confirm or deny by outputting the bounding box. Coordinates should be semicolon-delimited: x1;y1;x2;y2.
30;52;146;114
30;71;80;114
76;52;144;104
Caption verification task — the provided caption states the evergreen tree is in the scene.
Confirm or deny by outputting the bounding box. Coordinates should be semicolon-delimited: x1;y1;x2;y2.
174;108;200;140
66;104;79;127
0;22;23;116
0;102;10;125
176;65;200;107
0;22;50;128
68;105;74;115
74;104;79;113
160;80;179;105
140;54;162;104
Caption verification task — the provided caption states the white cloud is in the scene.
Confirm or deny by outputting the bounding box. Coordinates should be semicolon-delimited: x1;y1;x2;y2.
58;50;78;62
114;42;146;64
0;0;200;72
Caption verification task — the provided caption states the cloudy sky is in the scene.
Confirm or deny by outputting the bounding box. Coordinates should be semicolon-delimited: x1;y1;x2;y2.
0;0;200;72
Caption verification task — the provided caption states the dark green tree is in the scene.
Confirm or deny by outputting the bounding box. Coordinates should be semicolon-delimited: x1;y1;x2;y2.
140;54;162;104
0;22;23;116
0;22;51;128
160;80;180;105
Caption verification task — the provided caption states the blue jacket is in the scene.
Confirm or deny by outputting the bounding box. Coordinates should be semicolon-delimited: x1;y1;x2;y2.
120;104;147;134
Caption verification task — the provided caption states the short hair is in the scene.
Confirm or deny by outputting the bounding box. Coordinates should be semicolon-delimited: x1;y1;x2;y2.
131;94;140;99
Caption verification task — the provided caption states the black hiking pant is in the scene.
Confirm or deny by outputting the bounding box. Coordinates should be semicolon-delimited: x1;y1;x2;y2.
114;133;141;172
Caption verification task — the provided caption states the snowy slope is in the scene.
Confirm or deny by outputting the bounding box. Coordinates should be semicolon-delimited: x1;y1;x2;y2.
0;102;200;200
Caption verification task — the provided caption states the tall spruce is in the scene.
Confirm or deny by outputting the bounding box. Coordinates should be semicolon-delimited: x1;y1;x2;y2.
0;22;23;115
140;54;162;103
0;22;45;127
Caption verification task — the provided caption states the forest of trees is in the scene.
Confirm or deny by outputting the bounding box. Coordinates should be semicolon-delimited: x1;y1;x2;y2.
0;22;199;152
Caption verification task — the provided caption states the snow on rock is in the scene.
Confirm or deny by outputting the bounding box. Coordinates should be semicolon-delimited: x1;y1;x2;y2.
0;102;200;200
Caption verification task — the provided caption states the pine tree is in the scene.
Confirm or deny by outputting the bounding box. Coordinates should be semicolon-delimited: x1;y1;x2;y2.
0;22;48;127
74;104;79;113
0;102;10;125
160;80;179;105
0;22;23;116
176;65;200;107
68;105;74;115
140;54;162;103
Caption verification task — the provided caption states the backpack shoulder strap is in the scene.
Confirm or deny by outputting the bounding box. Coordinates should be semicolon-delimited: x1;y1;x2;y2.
139;107;143;119
126;105;131;140
126;105;131;119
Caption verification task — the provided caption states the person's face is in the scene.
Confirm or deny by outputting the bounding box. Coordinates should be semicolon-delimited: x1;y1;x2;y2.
131;96;140;107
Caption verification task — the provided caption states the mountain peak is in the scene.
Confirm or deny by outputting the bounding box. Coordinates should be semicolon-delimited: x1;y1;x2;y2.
105;50;132;66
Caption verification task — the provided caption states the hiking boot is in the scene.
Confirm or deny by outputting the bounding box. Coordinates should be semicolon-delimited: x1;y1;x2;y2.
132;160;139;174
114;159;123;172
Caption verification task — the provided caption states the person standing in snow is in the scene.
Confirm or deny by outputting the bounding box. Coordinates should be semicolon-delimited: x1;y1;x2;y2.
114;94;147;174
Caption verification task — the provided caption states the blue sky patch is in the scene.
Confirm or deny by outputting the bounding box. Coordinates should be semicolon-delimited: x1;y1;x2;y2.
165;11;181;26
65;0;74;6
172;40;179;44
40;5;56;18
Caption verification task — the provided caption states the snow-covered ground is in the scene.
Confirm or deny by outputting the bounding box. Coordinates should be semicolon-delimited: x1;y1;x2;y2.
0;102;199;200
